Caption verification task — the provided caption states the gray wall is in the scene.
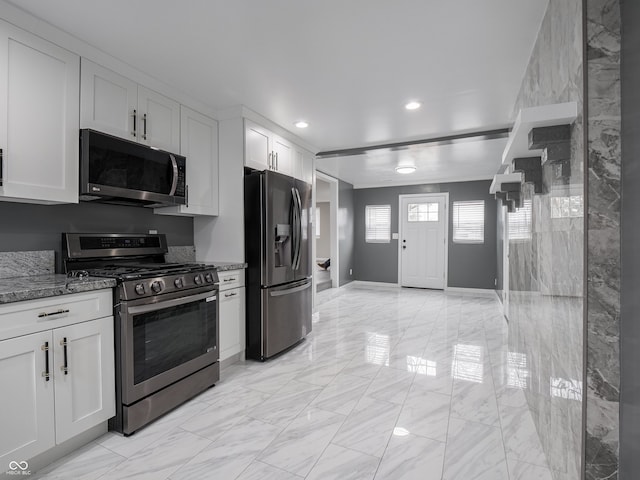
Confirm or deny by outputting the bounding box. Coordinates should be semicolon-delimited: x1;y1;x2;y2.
0;202;194;272
353;180;497;289
620;0;640;476
338;179;354;286
316;202;331;258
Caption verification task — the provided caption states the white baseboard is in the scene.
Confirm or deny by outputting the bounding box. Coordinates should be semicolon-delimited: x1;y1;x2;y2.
350;280;400;288
445;287;497;297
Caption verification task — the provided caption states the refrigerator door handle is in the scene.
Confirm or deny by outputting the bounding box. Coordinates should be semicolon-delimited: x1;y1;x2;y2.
269;281;311;297
291;187;300;269
293;187;303;270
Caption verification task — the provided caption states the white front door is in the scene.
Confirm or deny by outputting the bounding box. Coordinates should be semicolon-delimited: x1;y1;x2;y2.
399;194;447;289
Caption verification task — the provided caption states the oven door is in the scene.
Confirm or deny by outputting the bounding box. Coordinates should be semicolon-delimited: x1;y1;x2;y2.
119;288;218;405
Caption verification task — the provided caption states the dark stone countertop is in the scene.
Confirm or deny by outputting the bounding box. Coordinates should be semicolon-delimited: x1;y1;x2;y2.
0;275;116;305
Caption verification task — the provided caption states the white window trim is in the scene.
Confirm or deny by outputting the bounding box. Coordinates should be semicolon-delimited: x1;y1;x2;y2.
452;200;485;244
365;204;391;243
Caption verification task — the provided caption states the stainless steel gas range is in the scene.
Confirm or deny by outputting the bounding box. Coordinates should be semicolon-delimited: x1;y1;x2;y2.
63;233;219;435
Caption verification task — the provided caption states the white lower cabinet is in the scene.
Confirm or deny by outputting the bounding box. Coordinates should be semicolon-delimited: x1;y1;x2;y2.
218;270;245;362
52;316;115;443
0;290;114;472
0;330;56;466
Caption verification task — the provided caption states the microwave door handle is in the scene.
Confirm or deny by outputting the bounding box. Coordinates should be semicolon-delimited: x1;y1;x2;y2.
127;290;216;315
169;154;179;196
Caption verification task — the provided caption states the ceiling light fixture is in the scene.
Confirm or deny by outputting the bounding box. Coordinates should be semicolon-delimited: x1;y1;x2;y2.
294;121;309;129
405;101;421;110
395;165;416;174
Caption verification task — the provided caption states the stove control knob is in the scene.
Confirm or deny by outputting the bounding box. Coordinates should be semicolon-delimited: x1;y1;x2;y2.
151;281;163;293
135;283;146;295
194;274;203;285
204;273;213;283
174;277;184;288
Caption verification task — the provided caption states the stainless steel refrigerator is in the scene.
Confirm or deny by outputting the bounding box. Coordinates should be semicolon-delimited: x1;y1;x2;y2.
244;169;313;360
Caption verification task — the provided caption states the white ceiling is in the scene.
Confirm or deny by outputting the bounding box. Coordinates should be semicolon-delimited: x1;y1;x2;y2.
5;0;549;187
318;136;509;189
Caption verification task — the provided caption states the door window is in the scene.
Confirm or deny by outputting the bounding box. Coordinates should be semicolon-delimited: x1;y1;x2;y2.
407;202;439;222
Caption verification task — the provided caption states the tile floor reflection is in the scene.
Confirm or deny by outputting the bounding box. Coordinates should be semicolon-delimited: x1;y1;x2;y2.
33;285;556;480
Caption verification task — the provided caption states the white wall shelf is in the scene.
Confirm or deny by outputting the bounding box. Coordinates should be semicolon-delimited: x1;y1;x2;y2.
501;102;578;165
490;172;523;194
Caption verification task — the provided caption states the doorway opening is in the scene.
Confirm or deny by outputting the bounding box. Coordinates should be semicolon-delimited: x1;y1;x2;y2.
314;172;339;294
398;193;449;289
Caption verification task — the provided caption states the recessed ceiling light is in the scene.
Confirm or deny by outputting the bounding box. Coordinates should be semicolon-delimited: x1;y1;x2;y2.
294;121;309;129
405;101;421;110
395;166;416;174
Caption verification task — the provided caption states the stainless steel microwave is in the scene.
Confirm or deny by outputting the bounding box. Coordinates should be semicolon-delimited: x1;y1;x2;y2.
80;129;186;207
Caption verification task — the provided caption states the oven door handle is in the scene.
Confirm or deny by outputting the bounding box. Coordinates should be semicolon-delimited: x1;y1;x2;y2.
127;290;217;315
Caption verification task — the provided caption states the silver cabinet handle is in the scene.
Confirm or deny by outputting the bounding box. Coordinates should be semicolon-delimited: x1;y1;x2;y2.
275;152;279;170
0;147;3;186
268;152;273;170
223;277;237;282
132;109;137;138
60;337;68;375
224;292;237;298
42;342;50;381
38;308;70;318
142;113;148;140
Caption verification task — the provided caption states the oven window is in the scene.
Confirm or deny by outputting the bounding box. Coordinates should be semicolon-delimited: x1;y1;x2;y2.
132;299;216;384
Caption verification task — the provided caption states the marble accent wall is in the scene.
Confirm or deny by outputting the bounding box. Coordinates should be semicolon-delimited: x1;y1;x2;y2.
507;0;584;479
585;0;621;478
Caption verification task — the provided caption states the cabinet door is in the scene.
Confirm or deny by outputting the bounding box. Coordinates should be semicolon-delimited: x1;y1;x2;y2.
245;120;271;171
156;106;219;217
80;59;138;142
0;21;79;204
52;317;115;444
272;135;293;176
219;286;245;361
137;86;180;153
293;145;314;184
0;331;55;471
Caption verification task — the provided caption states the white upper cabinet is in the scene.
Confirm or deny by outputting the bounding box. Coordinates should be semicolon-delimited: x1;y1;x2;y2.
244;119;313;181
294;145;314;185
272;135;293;176
137;86;180;152
245;120;272;171
81;59;180;153
0;20;79;204
155;106;219;216
80;59;137;141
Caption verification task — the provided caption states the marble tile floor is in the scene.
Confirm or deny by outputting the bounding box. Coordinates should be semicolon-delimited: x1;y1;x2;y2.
33;284;555;480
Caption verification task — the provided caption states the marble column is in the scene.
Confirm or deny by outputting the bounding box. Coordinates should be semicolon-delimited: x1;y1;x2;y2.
585;0;621;478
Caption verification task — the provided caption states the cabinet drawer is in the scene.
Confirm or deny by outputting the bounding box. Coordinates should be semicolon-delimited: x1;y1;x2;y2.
0;289;113;341
218;270;245;291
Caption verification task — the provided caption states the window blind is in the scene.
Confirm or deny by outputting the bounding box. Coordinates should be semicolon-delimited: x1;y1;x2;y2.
365;205;391;243
452;200;485;243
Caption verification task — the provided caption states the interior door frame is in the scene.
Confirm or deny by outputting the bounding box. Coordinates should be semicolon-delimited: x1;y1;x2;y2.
314;171;340;291
397;192;449;289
